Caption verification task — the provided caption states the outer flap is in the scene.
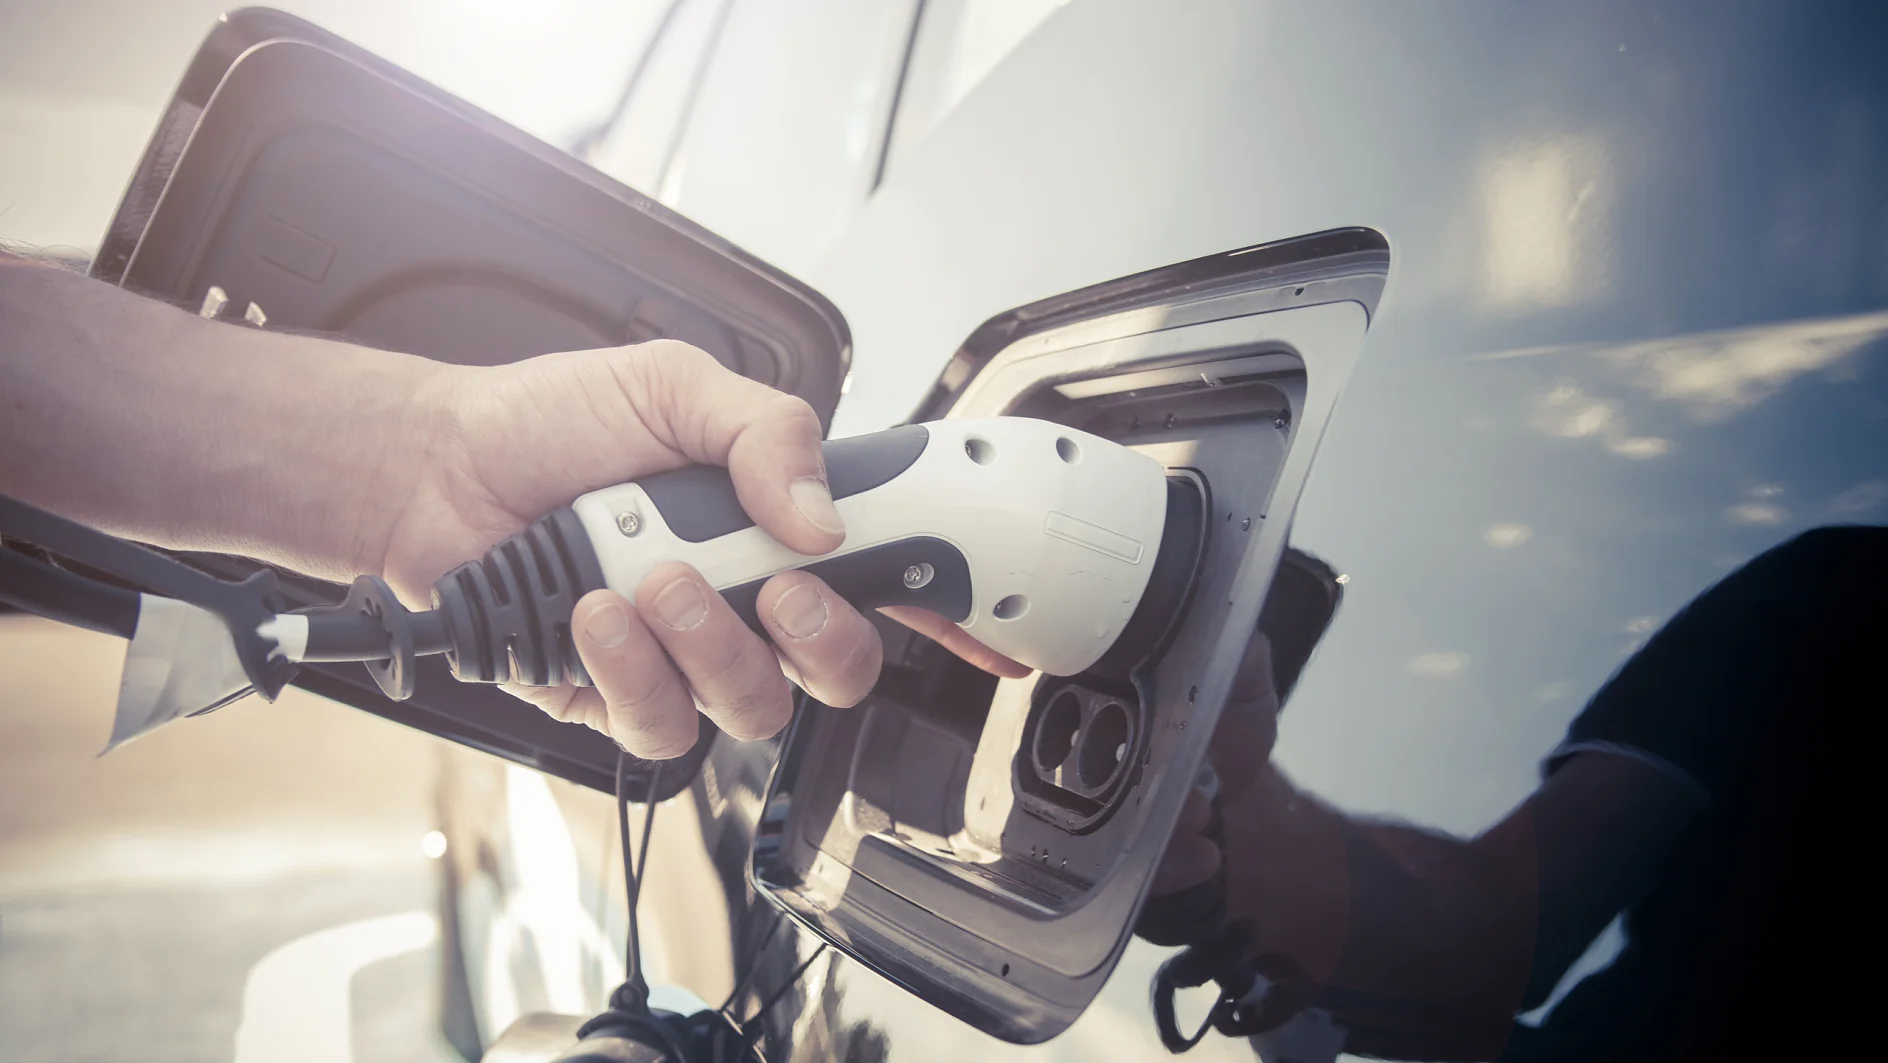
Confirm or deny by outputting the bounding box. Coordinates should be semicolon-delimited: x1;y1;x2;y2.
101;8;847;412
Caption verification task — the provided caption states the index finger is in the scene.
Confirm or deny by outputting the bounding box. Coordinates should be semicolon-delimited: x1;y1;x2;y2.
879;605;1032;678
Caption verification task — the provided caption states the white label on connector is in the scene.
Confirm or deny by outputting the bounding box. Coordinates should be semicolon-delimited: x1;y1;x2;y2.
1043;510;1143;563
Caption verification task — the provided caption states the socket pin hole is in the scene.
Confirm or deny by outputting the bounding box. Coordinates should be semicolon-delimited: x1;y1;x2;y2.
1078;702;1133;788
1055;436;1082;464
965;437;996;464
1034;690;1083;771
993;594;1028;620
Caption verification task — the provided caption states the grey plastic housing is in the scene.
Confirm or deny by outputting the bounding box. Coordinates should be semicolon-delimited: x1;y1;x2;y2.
92;7;850;798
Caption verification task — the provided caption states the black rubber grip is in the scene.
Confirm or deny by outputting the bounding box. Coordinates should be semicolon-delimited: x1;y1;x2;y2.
432;507;609;687
639;424;930;543
720;536;972;637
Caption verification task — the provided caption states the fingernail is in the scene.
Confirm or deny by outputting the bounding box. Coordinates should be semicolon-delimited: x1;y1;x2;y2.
651;578;708;630
582;601;630;648
772;583;828;639
790;476;846;537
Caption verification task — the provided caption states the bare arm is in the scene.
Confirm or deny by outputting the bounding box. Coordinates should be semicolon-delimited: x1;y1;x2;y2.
0;251;903;755
1155;529;1888;1056
1182;751;1698;1059
0;252;430;580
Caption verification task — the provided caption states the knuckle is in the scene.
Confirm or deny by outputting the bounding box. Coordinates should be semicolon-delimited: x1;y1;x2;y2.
505;682;574;717
642;559;698;587
716;670;792;741
813;626;882;708
623;340;714;411
690;633;755;691
602;662;676;717
641;337;713;367
571;699;612;736
617;713;699;760
766;391;820;428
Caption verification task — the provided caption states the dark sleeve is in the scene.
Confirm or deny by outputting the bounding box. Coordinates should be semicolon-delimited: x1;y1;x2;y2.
1544;525;1888;806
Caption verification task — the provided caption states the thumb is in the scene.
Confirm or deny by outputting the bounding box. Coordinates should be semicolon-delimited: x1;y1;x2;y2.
1151;788;1222;896
627;341;845;556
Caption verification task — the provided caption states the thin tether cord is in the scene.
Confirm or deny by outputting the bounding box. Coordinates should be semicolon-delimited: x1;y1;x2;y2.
718;911;786;1016
617;752;664;991
606;742;825;1062
740;942;829;1052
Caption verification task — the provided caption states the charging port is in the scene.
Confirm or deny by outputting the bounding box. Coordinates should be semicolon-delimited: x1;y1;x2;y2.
1017;679;1145;831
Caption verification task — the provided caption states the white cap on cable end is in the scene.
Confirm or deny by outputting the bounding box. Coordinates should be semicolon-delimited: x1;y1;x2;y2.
257;613;308;663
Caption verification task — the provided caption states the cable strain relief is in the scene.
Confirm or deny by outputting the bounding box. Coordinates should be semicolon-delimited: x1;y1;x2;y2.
328;575;418;701
430;507;608;687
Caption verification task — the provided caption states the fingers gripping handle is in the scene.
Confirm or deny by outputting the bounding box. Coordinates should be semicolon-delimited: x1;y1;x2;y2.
569;418;1171;680
638;424;931;543
425;426;937;688
622;424;972;630
295;419;1167;703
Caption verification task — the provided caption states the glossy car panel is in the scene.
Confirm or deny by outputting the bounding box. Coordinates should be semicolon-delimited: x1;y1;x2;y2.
149;0;1884;1058
711;1;1888;1057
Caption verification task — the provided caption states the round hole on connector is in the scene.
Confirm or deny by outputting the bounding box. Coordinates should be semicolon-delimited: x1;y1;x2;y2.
1078;702;1132;789
1033;689;1082;773
1055;436;1082;464
993;594;1028;620
965;437;996;464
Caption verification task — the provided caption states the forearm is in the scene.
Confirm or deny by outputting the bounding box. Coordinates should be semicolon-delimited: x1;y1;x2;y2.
1326;815;1537;1057
1229;768;1536;1056
0;253;439;581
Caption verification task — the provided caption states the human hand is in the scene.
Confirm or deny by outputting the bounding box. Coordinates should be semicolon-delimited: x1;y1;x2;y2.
366;340;892;759
1149;627;1283;895
1145;625;1351;996
0;258;1020;723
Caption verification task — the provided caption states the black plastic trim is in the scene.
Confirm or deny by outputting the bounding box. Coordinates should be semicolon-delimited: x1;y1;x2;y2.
720;535;970;635
642;424;930;543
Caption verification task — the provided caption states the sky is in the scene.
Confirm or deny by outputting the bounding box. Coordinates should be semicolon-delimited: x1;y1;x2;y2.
0;0;667;257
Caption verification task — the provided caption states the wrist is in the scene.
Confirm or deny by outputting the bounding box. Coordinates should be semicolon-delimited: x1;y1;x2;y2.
236;328;453;584
315;342;461;584
1223;765;1352;985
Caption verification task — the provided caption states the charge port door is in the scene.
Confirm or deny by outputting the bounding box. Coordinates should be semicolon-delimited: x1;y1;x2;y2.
752;228;1388;1042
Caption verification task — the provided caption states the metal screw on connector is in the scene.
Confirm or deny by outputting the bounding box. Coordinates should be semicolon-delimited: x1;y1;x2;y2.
1241;517;1253;531
1274;415;1289;430
616;511;641;536
903;562;935;590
